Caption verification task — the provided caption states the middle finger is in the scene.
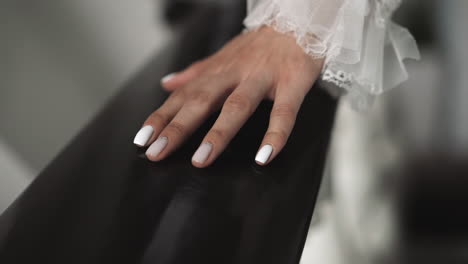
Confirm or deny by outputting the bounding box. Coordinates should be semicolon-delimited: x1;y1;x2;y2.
146;74;236;161
191;78;270;167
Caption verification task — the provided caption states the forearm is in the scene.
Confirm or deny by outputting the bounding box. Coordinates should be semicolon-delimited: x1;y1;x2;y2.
244;0;420;110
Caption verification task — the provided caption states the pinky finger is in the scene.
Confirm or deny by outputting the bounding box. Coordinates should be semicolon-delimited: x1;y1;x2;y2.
161;60;208;91
255;93;302;165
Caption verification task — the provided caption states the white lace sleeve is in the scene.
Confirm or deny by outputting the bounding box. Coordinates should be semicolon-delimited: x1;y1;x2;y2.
244;0;420;110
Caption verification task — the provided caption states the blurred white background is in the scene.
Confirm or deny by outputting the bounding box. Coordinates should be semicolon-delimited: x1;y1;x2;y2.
0;0;171;213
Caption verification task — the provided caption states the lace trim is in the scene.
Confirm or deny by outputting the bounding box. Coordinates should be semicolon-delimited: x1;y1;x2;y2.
245;0;412;111
244;1;349;61
319;0;404;111
322;67;380;94
245;0;402;60
321;67;378;111
374;0;402;27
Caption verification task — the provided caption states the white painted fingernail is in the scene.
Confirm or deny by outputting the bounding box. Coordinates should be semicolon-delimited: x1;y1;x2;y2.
255;145;273;164
146;137;168;158
192;142;213;164
161;73;176;83
133;126;154;147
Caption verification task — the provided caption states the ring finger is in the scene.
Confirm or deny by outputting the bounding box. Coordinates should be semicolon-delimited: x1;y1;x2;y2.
191;78;270;168
146;74;237;161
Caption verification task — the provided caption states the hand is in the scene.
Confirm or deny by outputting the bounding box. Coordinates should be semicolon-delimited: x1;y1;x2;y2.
133;26;324;168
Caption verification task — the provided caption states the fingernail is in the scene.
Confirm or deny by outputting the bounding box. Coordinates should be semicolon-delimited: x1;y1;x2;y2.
146;137;168;159
133;126;154;147
161;73;176;83
192;142;213;164
255;145;273;164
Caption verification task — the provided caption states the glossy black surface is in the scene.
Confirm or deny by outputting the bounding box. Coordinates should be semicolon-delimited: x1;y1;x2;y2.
0;5;337;264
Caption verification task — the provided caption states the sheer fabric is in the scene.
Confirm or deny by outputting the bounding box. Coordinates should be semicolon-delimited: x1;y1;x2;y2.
244;0;420;110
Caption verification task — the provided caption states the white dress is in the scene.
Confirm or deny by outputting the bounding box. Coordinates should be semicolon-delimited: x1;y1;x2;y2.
244;0;420;110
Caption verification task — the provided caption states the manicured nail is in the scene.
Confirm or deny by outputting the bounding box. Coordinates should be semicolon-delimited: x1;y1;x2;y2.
161;73;176;83
192;142;213;164
255;145;273;164
146;137;168;159
133;126;154;147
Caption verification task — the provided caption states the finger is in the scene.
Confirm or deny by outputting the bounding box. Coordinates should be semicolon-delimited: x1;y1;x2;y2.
255;88;304;166
146;74;236;161
192;79;270;168
133;88;186;147
161;60;209;92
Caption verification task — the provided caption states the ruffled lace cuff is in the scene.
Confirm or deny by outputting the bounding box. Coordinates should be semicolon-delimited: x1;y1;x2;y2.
244;0;420;110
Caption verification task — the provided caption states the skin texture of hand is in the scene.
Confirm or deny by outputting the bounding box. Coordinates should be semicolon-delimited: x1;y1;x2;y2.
133;26;324;168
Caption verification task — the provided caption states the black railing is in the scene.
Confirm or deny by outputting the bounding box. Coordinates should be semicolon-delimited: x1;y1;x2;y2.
0;4;337;264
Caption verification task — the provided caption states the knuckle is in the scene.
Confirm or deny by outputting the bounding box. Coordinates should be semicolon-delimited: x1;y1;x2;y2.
188;59;207;72
205;63;224;75
235;53;251;64
166;121;186;136
224;93;251;114
279;72;295;85
186;90;212;106
171;88;187;102
148;112;169;126
271;103;297;119
247;71;273;84
207;129;226;143
265;130;289;144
